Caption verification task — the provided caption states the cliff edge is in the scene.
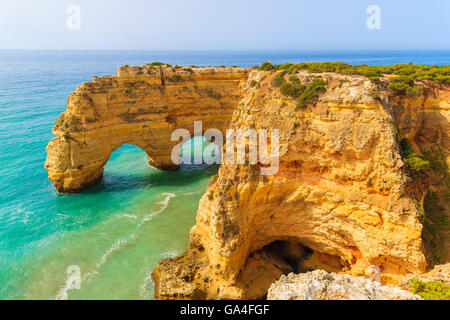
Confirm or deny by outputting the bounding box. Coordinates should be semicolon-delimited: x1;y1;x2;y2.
152;65;449;299
44;62;449;300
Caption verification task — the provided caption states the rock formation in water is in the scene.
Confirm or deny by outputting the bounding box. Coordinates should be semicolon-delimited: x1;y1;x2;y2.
152;69;449;299
45;63;449;299
45;65;248;193
267;270;420;300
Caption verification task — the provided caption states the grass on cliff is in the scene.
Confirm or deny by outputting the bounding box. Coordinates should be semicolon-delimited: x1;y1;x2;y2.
415;192;449;265
420;146;450;265
401;139;450;265
400;138;431;174
256;61;450;96
410;279;450;300
271;72;326;110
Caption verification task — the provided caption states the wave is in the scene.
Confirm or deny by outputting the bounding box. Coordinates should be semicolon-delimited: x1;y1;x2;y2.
140;193;175;224
55;192;175;300
138;264;154;300
122;214;138;219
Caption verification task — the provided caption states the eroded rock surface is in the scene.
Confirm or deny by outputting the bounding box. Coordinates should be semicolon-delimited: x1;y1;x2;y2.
153;70;449;299
44;65;449;299
396;263;450;292
45;65;248;192
267;270;420;300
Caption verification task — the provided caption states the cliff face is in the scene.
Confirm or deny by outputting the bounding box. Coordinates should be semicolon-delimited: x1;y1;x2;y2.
45;65;449;300
267;271;420;300
152;70;450;299
45;65;248;193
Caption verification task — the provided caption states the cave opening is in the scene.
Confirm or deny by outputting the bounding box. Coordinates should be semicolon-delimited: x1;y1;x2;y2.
239;239;344;299
259;240;314;274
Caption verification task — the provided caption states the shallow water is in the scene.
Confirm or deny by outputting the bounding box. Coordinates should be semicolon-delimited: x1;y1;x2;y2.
0;50;449;299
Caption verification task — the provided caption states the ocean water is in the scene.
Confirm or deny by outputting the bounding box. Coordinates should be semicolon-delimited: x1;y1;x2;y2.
0;50;449;300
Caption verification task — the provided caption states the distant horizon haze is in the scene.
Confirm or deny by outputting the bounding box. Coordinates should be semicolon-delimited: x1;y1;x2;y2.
0;0;449;51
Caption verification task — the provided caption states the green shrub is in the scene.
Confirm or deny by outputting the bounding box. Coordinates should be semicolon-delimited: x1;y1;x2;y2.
271;71;287;87
422;192;449;264
259;61;276;71
295;78;326;110
280;82;305;99
410;279;450;300
147;62;164;67
422;146;450;204
400;138;430;173
278;75;326;111
407;144;450;265
289;75;300;83
422;146;449;176
370;91;381;100
408;156;432;172
388;76;422;96
250;80;258;88
255;61;450;95
368;76;381;84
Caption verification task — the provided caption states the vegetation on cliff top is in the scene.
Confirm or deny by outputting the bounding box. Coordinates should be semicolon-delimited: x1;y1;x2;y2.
419;146;450;265
256;61;450;96
400;138;450;265
410;278;450;300
418;192;449;264
271;71;326;110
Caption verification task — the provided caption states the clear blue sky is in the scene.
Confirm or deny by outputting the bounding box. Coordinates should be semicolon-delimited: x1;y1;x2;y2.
0;0;449;50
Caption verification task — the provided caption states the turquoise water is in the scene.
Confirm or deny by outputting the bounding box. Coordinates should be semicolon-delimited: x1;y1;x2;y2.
0;50;449;300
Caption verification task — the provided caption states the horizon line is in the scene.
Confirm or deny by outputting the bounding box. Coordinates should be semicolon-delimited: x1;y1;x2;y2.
1;48;450;52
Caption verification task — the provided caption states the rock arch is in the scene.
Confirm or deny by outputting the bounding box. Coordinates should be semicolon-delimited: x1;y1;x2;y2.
45;65;248;193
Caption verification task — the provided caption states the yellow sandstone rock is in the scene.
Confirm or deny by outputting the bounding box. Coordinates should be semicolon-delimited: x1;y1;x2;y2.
45;65;248;192
45;65;449;299
152;70;449;299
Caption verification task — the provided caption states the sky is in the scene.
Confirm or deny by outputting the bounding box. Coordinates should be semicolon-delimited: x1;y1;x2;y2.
0;0;449;51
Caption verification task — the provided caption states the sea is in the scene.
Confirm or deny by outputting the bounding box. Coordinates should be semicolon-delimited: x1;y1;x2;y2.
0;50;449;299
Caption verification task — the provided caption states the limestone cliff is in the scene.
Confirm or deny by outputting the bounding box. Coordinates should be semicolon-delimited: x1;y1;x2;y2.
267;270;420;300
152;69;449;299
44;64;449;300
396;263;450;293
45;65;248;193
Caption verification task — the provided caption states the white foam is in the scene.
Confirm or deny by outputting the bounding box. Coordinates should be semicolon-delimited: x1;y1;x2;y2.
56;266;82;300
161;250;180;258
55;192;176;299
140;193;175;223
138;265;153;300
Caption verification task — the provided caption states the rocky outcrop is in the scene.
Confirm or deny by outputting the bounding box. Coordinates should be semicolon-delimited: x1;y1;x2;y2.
45;64;449;300
267;270;420;300
45;65;248;193
153;70;449;299
396;263;450;292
